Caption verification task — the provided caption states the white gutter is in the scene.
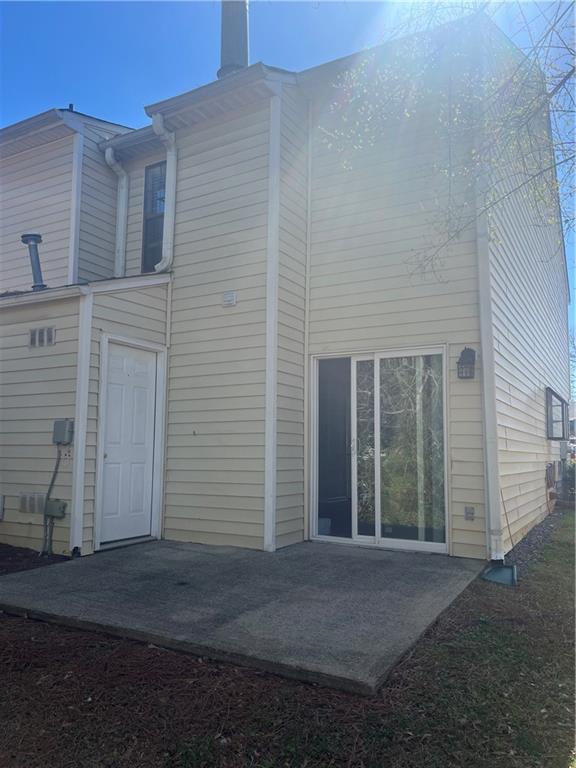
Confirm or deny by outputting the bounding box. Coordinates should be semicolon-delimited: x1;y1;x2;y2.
104;147;129;278
151;113;177;273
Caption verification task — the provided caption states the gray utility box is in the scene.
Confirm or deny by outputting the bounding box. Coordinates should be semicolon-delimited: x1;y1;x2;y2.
45;499;67;519
52;418;74;446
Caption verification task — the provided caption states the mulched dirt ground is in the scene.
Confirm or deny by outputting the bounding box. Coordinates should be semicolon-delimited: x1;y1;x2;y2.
0;507;573;768
0;543;68;576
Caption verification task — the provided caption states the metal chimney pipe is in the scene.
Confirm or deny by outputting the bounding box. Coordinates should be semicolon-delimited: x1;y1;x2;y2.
217;0;249;79
21;234;46;291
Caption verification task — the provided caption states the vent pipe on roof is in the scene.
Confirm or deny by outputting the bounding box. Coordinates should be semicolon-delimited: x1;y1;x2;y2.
217;0;249;79
21;234;46;291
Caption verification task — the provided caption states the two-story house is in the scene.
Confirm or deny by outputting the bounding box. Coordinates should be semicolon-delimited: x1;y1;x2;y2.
0;8;570;563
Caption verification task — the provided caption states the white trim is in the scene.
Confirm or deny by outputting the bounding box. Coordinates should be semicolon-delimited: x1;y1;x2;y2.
311;346;449;555
90;273;171;294
104;147;129;278
0;285;87;308
0;275;170;310
350;359;358;539
374;356;381;541
263;90;282;552
312;534;448;555
67;131;84;284
309;356;319;538
151;113;177;274
303;98;313;541
477;210;503;560
93;333;167;551
69;291;93;553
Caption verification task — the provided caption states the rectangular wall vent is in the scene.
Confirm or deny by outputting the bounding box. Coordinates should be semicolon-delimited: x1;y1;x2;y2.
19;493;46;515
29;327;55;348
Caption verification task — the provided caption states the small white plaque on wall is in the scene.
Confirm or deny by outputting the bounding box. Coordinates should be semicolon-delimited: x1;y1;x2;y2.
222;290;238;308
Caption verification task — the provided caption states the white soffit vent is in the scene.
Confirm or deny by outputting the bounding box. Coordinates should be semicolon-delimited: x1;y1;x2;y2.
30;326;55;348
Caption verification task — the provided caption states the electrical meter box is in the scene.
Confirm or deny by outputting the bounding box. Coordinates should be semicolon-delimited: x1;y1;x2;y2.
45;499;67;519
52;418;74;446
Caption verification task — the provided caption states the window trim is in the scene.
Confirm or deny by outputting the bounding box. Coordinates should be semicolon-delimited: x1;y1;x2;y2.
141;160;166;274
545;387;569;441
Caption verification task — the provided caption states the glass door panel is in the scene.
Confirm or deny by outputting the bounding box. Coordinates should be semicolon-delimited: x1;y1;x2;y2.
355;359;375;536
317;358;352;538
379;354;445;544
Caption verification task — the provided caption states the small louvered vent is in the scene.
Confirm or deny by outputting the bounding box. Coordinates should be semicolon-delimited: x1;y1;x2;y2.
19;493;46;515
29;327;55;348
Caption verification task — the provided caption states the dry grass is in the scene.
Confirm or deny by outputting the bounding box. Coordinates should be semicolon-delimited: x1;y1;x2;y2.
0;509;573;768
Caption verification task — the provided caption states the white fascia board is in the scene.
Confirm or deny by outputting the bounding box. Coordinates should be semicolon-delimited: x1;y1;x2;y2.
0;285;88;309
263;90;282;552
89;273;171;294
0;274;170;310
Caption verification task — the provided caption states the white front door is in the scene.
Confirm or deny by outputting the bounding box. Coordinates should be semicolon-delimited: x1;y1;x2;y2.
100;342;157;544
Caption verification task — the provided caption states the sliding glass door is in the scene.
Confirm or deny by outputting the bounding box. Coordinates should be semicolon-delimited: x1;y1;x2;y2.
316;350;446;551
377;354;445;546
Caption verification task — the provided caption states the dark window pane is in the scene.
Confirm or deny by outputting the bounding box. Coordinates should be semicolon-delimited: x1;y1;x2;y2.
142;162;166;272
318;358;352;538
546;387;568;440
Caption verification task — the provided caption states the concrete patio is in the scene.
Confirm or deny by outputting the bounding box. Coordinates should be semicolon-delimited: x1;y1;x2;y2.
0;540;483;694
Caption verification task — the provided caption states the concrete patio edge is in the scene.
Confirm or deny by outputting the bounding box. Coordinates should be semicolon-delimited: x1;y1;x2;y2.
0;601;382;695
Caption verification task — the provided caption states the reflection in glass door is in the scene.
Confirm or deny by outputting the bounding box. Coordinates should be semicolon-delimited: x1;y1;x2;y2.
378;354;445;545
348;351;445;549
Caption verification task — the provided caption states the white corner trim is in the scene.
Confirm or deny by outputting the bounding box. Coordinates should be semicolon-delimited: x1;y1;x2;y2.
67;131;84;285
475;35;503;563
151;113;177;273
69;291;94;553
477;211;503;561
303;97;313;541
104;147;129;278
263;90;282;552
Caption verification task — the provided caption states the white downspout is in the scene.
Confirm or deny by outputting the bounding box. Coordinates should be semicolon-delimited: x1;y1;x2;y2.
152;113;177;273
104;147;128;278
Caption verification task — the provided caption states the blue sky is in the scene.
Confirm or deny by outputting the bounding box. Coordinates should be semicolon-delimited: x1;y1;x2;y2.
0;1;391;128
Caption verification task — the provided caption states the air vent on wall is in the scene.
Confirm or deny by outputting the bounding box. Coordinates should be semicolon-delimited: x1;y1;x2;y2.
29;327;55;348
19;493;46;515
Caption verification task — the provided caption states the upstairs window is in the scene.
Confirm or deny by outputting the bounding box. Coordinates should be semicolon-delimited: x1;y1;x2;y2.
545;387;568;440
142;161;166;273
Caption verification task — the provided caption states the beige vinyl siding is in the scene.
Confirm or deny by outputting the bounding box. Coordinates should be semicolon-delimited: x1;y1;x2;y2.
124;151;166;277
0;136;74;292
486;129;570;554
308;103;487;558
82;283;168;553
163;104;271;549
77;126;118;282
0;298;79;553
276;86;308;548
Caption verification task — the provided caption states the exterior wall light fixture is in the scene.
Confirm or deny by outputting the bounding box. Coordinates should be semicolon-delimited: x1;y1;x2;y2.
457;347;476;379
